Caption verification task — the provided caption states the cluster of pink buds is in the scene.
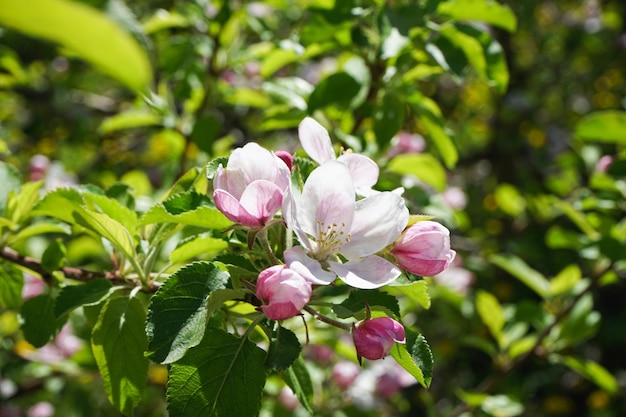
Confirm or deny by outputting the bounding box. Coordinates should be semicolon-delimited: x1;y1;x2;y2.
212;117;456;362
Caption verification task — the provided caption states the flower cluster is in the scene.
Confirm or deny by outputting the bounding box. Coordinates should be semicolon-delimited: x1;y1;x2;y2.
212;117;456;361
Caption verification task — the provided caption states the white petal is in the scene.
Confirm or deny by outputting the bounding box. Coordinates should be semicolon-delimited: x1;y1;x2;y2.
284;246;336;285
298;161;355;238
298;117;336;165
329;255;401;289
337;153;379;194
341;192;409;260
229;143;282;184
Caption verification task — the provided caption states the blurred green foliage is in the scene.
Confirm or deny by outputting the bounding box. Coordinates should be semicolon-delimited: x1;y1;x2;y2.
0;0;625;416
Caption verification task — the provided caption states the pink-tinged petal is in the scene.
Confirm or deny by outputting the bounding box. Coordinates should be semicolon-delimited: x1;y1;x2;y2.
341;192;409;260
337;153;379;194
282;186;313;251
298;161;355;238
213;189;263;227
256;265;311;320
275;150;294;171
284;246;336;285
298;117;336;165
213;164;249;200
353;317;405;360
238;180;284;224
228;143;281;184
272;153;292;191
391;221;456;276
328;255;401;289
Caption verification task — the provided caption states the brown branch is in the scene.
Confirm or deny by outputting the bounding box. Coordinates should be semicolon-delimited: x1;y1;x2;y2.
0;246;158;292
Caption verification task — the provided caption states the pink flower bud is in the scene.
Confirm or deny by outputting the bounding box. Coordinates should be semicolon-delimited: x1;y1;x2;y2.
256;265;311;320
353;317;405;360
213;143;291;228
274;150;294;171
391;221;456;277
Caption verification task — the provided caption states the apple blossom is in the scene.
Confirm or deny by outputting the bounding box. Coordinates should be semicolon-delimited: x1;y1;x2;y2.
353;317;406;361
333;361;361;389
298;117;379;195
213;142;291;228
283;160;409;289
391;220;456;276
256;265;312;320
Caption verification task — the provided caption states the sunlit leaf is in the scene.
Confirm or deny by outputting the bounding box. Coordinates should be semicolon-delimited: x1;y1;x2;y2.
0;0;152;92
553;354;618;394
437;0;518;33
391;331;433;388
99;110;161;134
386;280;431;309
491;254;550;298
169;236;229;264
0;261;24;309
282;357;314;414
387;153;447;191
575;110;626;144
476;290;505;346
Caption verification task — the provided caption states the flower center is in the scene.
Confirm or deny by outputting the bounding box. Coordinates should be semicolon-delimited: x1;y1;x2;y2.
312;220;351;260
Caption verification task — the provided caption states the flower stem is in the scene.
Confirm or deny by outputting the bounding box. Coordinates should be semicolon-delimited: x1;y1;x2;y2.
256;228;280;265
304;305;352;331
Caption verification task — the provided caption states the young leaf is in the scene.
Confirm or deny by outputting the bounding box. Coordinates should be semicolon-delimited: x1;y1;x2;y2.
476;290;505;346
0;161;22;216
41;238;67;272
73;206;136;259
282;356;314;414
6;180;43;225
91;295;149;416
169;236;228;265
550;264;582;296
385;281;431;309
0;0;152;92
145;262;229;364
54;278;113;317
265;326;302;371
490;254;550;298
0;261;24;309
20;293;64;347
84;193;138;235
391;331;433;388
387;153;447;191
575;110;626;145
9;223;70;246
555;355;618;394
167;327;268;417
437;0;518;33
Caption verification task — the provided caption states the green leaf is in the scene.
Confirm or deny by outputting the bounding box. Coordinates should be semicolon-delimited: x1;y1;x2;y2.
476;290;505;346
73;206;136;259
84;193;138;235
265;326;302;371
170;236;228;264
374;92;405;149
9;223;70;246
282;356;314;414
54;278;113;317
439;24;487;80
92;295;149;416
0;261;24;309
490;254;550;298
437;0;518;33
419;111;458;168
0;161;21;216
550;264;582;296
333;289;401;319
139;191;233;230
575;110;626;144
0;0;152;92
145;262;229;364
99;110;161;134
552;354;618;394
307;72;361;112
167;327;268;417
386;281;431;309
6;180;43;225
260;48;299;78
387;153;447;191
481;395;524;416
32;187;84;224
20;293;63;347
41;238;66;272
391;332;433;388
